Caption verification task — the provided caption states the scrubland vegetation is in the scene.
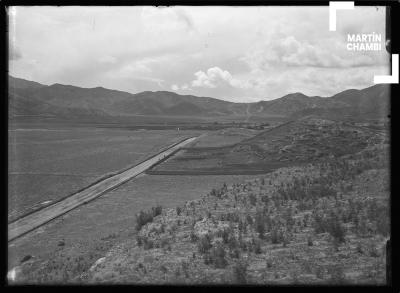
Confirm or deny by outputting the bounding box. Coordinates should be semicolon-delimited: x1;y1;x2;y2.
82;130;389;284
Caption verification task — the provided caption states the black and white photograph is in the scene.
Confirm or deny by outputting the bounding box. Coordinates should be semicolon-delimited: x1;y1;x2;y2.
5;2;395;285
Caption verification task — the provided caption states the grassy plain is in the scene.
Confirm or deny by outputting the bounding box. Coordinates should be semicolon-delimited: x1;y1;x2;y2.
189;128;260;148
8;125;201;221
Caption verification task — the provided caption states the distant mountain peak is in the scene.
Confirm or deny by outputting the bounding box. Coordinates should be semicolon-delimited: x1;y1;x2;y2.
282;92;309;99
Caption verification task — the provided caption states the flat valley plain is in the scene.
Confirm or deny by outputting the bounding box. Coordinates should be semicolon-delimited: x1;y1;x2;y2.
8;123;202;222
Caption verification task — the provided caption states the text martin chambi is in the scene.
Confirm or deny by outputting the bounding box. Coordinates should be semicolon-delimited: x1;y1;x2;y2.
347;33;382;51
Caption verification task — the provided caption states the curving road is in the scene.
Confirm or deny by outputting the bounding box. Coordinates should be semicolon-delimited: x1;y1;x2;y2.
8;136;198;242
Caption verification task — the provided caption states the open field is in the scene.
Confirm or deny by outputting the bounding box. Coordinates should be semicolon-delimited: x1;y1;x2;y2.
8;137;198;241
150;118;388;175
189;128;261;148
8;126;202;221
9;114;287;130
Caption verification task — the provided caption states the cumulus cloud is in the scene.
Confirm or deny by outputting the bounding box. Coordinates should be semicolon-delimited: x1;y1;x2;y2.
191;67;250;89
242;35;382;71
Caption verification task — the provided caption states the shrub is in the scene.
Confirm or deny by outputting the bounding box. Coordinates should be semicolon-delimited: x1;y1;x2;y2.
197;234;212;254
307;235;314;246
136;210;154;231
209;243;228;268
255;212;266;239
221;228;232;244
246;215;253;225
176;206;182;216
210;188;223;198
252;238;262;254
226;212;240;223
266;259;273;269
233;260;248;284
249;194;257;206
356;242;363;254
135;205;163;231
136;235;144;246
313;212;346;244
261;195;269;205
329;265;346;284
190;230;198;243
227;234;239;251
327;215;346;244
152;205;163;217
230;248;240;259
282;235;290;248
271;228;283;244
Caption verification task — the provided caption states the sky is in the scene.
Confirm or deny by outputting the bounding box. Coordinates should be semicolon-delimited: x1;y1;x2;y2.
8;6;390;102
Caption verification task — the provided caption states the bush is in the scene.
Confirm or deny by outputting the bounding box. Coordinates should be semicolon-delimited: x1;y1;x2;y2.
327;215;346;244
329;265;346;284
252;238;262;254
271;228;284;244
152;205;163;217
135;205;163;231
176;206;182;216
249;194;257;206
233;260;248;284
209;243;228;268
307;235;313;246
230;248;240;259
255;212;266;239
190;230;198;243
136;211;153;231
246;215;253;225
313;212;346;244
197;234;212;254
220;228;232;244
136;235;144;246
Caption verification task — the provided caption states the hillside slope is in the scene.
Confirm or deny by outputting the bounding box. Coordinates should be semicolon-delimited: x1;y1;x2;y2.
8;75;390;121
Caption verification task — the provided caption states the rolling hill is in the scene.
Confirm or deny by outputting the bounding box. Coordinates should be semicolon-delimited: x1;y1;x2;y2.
8;75;390;122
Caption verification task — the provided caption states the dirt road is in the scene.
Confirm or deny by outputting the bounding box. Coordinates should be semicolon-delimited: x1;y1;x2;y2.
8;136;198;242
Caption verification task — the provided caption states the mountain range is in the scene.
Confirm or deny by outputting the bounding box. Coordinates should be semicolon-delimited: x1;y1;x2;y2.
8;75;390;122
